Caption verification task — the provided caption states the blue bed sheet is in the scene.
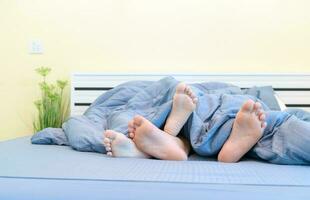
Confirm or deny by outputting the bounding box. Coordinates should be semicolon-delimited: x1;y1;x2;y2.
2;137;310;185
1;137;310;200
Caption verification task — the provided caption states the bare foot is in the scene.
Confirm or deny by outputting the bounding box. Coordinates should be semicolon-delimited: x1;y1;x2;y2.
103;130;150;158
164;82;198;136
218;99;267;163
128;115;189;161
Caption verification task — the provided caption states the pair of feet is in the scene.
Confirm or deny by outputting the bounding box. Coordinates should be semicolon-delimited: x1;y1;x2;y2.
103;82;267;162
103;82;197;160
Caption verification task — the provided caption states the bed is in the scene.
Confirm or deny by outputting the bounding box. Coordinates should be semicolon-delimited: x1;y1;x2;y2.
1;73;310;200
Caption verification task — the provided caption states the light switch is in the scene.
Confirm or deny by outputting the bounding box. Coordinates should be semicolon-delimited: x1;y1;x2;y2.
29;40;43;54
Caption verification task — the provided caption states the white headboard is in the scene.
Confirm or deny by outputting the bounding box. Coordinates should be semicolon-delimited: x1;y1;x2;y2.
71;73;310;116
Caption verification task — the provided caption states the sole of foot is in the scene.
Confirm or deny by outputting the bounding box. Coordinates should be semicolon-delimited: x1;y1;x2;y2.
164;82;198;136
128;115;188;161
103;130;149;158
218;99;267;163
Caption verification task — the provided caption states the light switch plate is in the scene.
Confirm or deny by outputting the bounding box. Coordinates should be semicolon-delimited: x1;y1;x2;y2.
29;40;43;54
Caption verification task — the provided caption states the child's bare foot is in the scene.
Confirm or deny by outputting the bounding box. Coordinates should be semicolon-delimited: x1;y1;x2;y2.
103;130;150;158
218;99;267;163
164;82;198;136
128;115;189;161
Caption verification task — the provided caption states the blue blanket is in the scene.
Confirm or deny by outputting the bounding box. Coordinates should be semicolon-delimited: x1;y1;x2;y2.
32;77;310;165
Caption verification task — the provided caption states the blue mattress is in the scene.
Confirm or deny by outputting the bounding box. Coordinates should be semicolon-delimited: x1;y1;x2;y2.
1;137;310;200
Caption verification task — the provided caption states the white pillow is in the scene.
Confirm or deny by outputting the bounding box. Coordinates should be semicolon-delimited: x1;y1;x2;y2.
275;94;287;111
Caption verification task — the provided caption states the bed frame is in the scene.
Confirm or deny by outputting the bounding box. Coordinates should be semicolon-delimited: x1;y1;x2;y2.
71;73;310;116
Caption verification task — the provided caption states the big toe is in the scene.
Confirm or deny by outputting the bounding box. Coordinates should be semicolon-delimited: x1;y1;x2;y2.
133;115;144;127
240;99;255;112
105;130;117;140
176;82;187;93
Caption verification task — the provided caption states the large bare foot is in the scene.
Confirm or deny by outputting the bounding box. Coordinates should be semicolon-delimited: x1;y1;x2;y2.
103;130;150;158
128;115;189;161
218;99;267;163
164;82;198;136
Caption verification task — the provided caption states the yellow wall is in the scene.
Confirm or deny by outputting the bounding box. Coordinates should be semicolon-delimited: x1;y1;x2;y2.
0;0;310;141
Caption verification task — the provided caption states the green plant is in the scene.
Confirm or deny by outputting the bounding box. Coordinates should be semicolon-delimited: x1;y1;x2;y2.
33;67;69;132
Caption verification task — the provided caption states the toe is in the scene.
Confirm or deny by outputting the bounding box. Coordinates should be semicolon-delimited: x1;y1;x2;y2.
185;86;191;95
103;137;110;145
257;109;264;116
105;130;116;140
128;126;135;134
184;86;197;103
259;113;266;121
188;91;196;100
193;97;198;104
128;120;134;129
106;146;111;151
241;99;255;112
176;82;186;93
128;120;136;132
190;91;196;99
107;152;113;156
133;115;144;126
187;90;192;97
129;132;135;138
261;122;267;129
253;102;262;113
